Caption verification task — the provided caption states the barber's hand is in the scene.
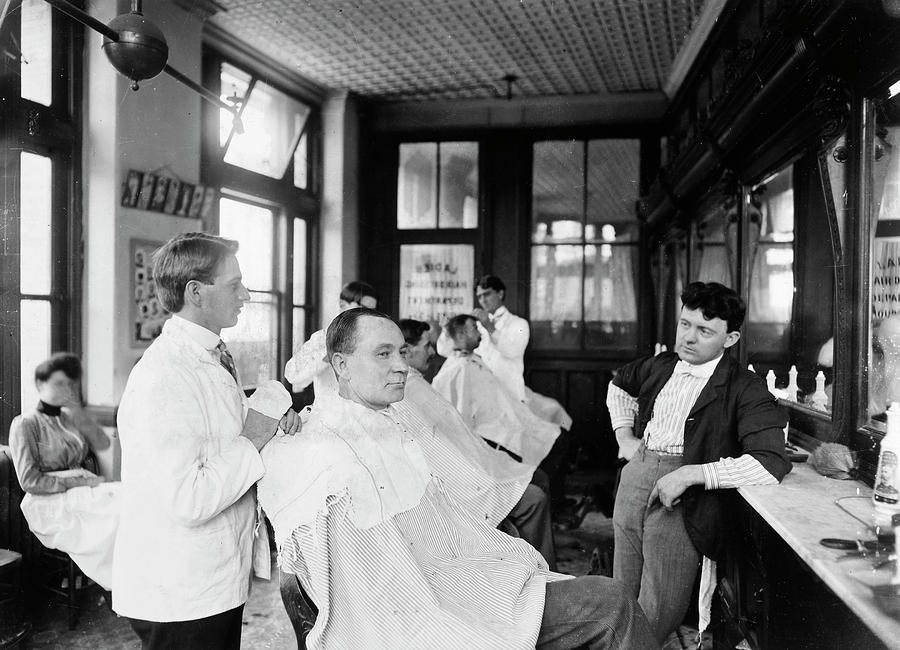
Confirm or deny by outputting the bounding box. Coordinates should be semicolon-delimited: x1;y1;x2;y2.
472;308;494;332
279;409;301;436
85;475;106;487
241;409;280;451
648;465;704;511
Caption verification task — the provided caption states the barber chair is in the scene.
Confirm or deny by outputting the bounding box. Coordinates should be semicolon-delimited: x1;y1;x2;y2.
35;546;83;630
279;570;318;650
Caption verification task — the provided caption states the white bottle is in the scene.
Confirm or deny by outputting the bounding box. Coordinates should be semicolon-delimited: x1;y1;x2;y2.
809;371;828;410
786;365;799;402
766;369;777;393
873;402;900;523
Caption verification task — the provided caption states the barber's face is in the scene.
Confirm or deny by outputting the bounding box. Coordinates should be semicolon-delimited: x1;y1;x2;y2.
196;254;250;333
674;307;739;365
476;287;503;313
336;316;408;409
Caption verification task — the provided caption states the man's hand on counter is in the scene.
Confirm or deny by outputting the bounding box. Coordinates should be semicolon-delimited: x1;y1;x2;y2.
650;464;705;511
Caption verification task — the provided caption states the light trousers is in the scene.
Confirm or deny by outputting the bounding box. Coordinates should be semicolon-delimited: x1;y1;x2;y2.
613;445;701;644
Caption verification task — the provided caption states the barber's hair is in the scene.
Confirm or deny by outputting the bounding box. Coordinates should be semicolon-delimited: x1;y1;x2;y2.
153;232;239;313
35;352;81;384
339;280;377;306
476;274;506;294
681;281;746;333
326;307;395;360
398;318;430;346
445;313;476;340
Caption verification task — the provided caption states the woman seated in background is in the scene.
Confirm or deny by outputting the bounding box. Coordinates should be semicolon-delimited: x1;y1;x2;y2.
8;352;120;589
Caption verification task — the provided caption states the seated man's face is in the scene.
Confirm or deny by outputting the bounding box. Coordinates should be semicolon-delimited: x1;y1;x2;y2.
453;318;481;352
340;316;408;409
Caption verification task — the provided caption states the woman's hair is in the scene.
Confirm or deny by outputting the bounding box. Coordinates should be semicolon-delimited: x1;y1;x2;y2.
339;281;377;305
153;232;239;313
476;274;506;294
398;318;429;345
680;281;746;333
35;352;82;384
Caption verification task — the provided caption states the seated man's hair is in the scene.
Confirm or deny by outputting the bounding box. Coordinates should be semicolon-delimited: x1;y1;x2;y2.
326;307;395;360
339;280;377;305
35;352;82;384
445;314;476;340
476;274;505;294
398;318;429;345
681;281;746;333
153;232;239;313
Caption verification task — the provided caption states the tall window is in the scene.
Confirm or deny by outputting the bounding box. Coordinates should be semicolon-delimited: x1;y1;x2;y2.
203;51;319;390
1;1;82;440
530;139;641;350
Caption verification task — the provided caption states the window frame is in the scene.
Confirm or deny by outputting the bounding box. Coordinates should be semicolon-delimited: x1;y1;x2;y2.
0;1;84;442
528;137;643;354
200;48;320;391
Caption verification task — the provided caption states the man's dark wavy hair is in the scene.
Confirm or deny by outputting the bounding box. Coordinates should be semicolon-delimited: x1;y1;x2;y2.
680;282;746;333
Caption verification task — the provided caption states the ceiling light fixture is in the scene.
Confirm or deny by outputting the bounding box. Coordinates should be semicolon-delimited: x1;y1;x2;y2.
43;0;243;133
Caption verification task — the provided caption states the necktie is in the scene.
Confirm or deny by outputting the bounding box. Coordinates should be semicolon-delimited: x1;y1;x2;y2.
215;341;238;384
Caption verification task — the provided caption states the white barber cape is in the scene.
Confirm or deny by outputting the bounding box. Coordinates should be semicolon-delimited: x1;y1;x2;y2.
432;352;560;466
437;307;573;429
258;393;567;650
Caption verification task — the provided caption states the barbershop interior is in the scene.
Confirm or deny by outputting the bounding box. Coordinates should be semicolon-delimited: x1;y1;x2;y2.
3;0;900;648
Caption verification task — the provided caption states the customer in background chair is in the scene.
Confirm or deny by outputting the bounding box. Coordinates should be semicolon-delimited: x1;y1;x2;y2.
9;352;119;589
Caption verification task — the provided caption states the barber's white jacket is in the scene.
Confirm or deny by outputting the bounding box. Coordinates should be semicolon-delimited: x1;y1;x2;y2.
113;316;265;622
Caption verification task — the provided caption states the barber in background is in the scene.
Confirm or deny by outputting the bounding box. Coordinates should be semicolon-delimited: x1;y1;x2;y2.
113;233;299;649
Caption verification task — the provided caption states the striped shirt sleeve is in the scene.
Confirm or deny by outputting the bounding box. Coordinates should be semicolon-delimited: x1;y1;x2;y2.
701;455;779;489
606;382;639;431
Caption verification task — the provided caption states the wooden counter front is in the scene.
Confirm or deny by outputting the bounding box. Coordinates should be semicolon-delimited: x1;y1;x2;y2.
738;462;900;649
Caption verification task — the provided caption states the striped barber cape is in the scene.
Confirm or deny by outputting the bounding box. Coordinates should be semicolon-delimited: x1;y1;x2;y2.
259;393;567;649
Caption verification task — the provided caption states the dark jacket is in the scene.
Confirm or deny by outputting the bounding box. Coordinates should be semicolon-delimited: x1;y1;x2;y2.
612;351;791;560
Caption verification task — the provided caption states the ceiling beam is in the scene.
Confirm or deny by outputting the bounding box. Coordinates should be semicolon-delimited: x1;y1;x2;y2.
367;91;668;133
663;0;728;99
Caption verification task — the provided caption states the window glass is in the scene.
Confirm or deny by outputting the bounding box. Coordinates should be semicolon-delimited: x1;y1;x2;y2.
397;143;438;229
532;141;584;243
20;299;50;409
398;244;474;322
292;307;306;359
223;80;310;179
219;197;274;291
221;291;278;388
20;151;51;295
530;245;583;349
20;0;52;106
292;218;307;304
438;142;478;228
586;140;640;243
530;138;640;351
584;243;638;349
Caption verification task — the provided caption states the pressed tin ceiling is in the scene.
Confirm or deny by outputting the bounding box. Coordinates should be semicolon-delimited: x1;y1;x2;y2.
209;0;708;102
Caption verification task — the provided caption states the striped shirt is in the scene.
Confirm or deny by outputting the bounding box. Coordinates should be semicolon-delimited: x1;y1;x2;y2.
606;355;777;489
260;393;567;649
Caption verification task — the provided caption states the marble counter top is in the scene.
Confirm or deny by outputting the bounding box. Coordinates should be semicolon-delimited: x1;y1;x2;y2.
739;462;900;649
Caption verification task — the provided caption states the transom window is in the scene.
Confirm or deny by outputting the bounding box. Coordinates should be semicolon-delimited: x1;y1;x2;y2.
397;142;478;229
